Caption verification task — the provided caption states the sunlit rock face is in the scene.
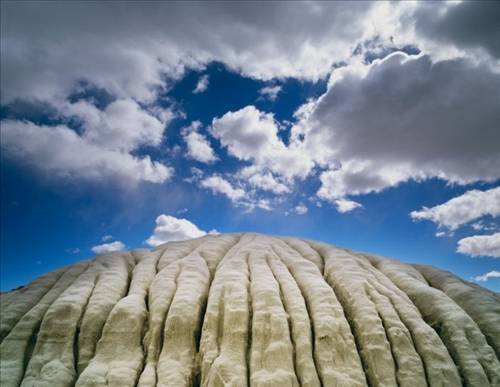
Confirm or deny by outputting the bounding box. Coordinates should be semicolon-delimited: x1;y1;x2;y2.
1;233;499;387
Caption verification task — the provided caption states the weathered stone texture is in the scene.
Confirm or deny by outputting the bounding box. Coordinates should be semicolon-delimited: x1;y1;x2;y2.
1;233;499;386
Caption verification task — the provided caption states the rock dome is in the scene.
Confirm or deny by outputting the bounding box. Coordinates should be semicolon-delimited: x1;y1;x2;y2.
1;233;499;386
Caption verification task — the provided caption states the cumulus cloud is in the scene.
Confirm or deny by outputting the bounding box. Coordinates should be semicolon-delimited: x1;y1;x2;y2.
297;53;500;202
0;119;172;184
295;204;308;215
91;240;126;254
182;121;218;163
145;214;207;246
65;98;172;151
1;2;375;104
199;174;273;211
200;175;245;202
259;85;281;101
412;1;500;60
3;1;500;209
474;270;500;282
238;166;290;194
457;232;500;258
193;74;209;94
316;160;413;201
334;199;363;213
1;98;175;184
410;187;500;231
211;105;313;180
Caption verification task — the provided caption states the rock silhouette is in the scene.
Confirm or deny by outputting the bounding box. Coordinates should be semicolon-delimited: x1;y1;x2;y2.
1;233;499;386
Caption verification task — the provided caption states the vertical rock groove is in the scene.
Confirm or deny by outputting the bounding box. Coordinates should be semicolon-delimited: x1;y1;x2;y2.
413;264;500;359
368;254;500;386
274;239;367;386
1;233;498;387
0;266;68;343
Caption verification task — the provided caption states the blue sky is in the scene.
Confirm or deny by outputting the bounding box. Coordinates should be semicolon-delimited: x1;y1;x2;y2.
1;1;499;291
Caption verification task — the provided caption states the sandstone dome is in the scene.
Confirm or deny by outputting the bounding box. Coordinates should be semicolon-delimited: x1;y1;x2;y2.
1;233;499;387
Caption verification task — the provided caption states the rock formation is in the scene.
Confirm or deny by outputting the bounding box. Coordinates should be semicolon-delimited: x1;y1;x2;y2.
1;233;499;386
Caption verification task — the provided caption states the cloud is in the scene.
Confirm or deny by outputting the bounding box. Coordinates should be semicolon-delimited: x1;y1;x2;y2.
181;121;218;163
91;240;126;254
316;160;413;201
145;214;207;246
457;232;500;258
183;166;204;184
259;85;281;101
238;166;290;194
200;175;245;202
0;119;172;184
64;98;171;151
102;235;113;242
472;221;497;232
193;74;209;94
334;199;363;213
211;105;313;180
1;2;375;104
295;204;308;215
252;199;273;212
297;53;500;201
410;187;500;231
3;1;499;207
199;174;273;211
1;98;174;184
412;1;500;60
474;270;500;282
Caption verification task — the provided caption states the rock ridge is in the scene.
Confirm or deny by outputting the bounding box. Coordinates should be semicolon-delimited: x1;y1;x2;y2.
1;233;499;386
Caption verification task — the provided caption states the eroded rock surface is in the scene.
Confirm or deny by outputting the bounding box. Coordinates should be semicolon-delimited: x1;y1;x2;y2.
1;233;499;386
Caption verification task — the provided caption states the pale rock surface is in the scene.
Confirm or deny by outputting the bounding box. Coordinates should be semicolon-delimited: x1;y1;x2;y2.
1;233;499;386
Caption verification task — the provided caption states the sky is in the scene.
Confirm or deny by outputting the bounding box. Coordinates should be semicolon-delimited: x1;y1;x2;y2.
1;1;499;291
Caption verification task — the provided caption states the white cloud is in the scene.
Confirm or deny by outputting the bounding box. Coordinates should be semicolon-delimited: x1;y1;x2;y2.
317;160;413;201
1;97;175;184
3;1;500;207
211;105;313;180
298;53;500;202
457;233;500;258
474;270;500;282
1;2;376;104
0;119;173;184
91;240;126;254
199;174;274;211
239;166;290;194
259;85;281;101
183;167;204;184
248;173;289;194
200;175;245;202
193;74;209;94
102;235;113;242
181;121;218;163
62;98;170;152
145;214;207;246
253;199;273;212
472;221;498;232
295;204;308;215
410;187;500;231
334;198;363;213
